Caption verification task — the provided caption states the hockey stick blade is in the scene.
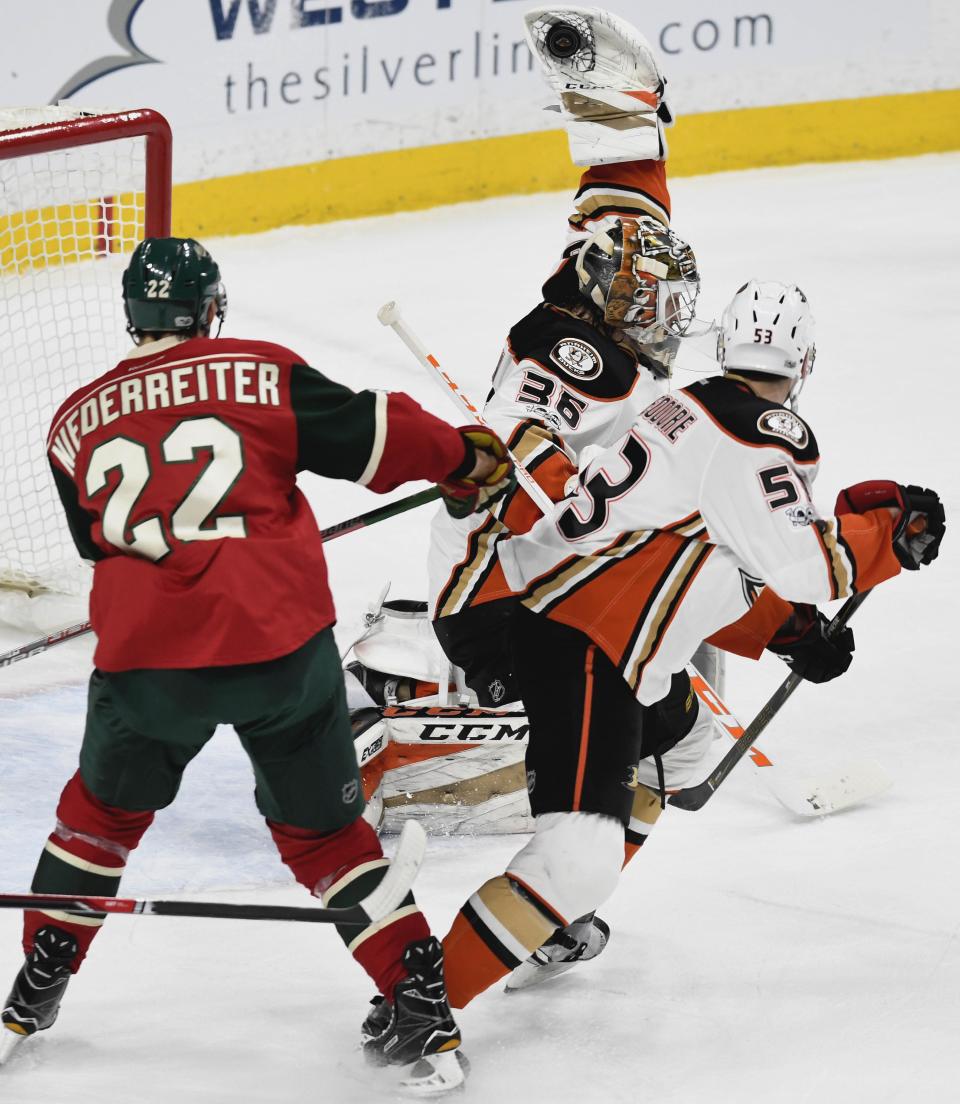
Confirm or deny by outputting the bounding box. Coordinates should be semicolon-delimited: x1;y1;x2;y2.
0;822;427;925
379;300;557;516
762;757;893;816
354;818;426;922
377;300;401;327
688;669;889;818
669;592;872;812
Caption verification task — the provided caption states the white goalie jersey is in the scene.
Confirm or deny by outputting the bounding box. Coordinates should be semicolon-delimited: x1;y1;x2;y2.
428;302;665;619
429;154;676;622
498;375;903;706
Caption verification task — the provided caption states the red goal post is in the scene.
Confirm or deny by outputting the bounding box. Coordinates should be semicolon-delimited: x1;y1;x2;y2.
0;107;172;631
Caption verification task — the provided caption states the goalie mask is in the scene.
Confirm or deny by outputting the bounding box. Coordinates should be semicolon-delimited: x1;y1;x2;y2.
123;237;227;342
575;217;700;376
718;280;816;407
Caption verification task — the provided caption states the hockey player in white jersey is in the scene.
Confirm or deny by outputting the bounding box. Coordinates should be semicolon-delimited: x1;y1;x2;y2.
350;4;718;991
351;6;828;991
438;273;946;1010
426;8;694;704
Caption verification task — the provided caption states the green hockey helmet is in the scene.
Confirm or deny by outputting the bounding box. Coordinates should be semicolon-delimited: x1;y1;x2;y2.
122;237;227;340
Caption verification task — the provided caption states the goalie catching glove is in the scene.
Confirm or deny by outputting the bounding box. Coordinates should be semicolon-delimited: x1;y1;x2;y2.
523;6;673;164
767;604;855;684
835;481;946;570
439;427;515;518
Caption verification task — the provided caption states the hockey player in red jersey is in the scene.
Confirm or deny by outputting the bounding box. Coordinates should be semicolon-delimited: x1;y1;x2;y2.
0;237;513;1093
438;268;946;1010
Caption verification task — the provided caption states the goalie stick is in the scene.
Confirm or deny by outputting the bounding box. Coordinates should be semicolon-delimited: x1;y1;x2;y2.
378;305;891;819
669;592;877;812
0;820;426;926
0;488;441;669
377;301;556;516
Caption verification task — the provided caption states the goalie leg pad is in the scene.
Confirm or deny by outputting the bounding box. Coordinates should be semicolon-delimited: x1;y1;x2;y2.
690;642;726;698
506;811;624;928
353;709;389;831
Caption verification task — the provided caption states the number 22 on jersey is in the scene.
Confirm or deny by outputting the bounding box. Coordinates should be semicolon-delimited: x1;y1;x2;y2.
85;415;246;561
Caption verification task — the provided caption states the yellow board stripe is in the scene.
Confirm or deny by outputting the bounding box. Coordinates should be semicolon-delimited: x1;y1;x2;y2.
2;89;956;269
0;193;141;274
169;88;960;239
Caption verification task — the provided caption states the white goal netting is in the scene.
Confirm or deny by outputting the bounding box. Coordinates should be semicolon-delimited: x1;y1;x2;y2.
0;107;160;630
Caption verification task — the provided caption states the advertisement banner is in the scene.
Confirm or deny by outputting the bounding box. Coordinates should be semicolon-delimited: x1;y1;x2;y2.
2;0;958;185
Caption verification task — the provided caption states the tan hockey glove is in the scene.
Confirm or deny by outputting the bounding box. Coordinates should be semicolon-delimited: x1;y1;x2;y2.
440;428;515;518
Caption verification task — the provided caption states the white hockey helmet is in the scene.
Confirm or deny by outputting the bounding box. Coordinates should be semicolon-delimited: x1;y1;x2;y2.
718;280;816;404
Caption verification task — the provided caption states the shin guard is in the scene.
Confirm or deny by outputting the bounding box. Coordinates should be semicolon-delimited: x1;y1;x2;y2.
443;874;560;1009
269;816;429;999
24;772;154;971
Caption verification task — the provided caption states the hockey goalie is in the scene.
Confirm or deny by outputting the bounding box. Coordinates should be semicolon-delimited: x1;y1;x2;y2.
346;4;755;839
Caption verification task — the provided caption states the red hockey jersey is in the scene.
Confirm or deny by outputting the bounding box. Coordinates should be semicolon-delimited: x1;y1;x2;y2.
46;335;468;671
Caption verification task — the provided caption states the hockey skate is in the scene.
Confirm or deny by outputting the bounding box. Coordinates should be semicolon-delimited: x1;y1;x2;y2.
524;6;673;164
0;926;78;1065
505;913;610;993
361;936;468;1096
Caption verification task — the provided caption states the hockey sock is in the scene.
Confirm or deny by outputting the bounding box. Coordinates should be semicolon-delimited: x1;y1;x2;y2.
623;783;663;866
23;772;154;971
442;874;561;1009
268;816;429;999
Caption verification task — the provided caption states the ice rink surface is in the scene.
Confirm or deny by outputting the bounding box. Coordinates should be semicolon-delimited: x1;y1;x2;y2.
1;153;958;1102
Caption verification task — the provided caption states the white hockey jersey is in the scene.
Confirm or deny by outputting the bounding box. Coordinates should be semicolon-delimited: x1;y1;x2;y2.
498;376;902;706
428;157;676;622
428;303;665;618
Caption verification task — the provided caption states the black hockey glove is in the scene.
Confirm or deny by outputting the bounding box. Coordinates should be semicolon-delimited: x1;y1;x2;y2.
439;427;515;519
767;604;855;684
835;480;946;570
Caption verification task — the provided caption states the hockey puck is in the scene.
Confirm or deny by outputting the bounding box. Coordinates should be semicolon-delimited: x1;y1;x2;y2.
545;22;582;60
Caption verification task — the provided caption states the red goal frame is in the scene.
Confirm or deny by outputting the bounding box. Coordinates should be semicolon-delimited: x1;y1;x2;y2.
0;108;172;239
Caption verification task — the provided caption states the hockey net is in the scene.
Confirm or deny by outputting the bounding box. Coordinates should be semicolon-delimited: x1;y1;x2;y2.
0;107;171;631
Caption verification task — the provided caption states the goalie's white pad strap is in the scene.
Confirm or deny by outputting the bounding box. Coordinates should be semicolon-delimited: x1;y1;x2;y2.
352;602;453;685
